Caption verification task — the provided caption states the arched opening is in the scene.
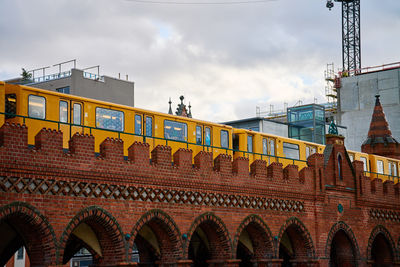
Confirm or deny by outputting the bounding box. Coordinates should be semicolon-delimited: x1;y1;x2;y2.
370;233;394;266
329;230;356;267
235;221;273;267
133;217;181;266
338;154;343;180
61;208;125;266
188;215;231;267
0;204;55;267
278;223;313;266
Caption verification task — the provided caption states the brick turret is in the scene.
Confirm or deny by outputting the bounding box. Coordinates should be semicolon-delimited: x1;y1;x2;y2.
361;94;400;159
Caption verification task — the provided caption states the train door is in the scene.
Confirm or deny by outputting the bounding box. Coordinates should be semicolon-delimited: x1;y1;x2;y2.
59;100;70;148
204;126;212;152
134;113;143;143
71;101;83;137
144;115;154;151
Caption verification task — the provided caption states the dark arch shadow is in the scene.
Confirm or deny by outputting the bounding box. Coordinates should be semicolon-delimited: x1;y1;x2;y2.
130;209;183;265
186;212;232;266
0;202;57;266
233;215;274;266
277;217;316;266
58;206;126;266
367;225;396;266
325;221;360;267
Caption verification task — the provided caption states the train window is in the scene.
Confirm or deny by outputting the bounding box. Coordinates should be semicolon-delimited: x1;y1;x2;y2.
247;135;253;153
283;142;299;160
348;153;354;162
360;157;368;172
389;161;397;176
377;160;384;174
5;94;17;119
28;95;46;119
221;130;229;148
205;127;211;146
73;103;82;125
96;107;124;131
263;138;268;154
164;120;187;141
306;146;317;159
135;115;142;135
196;126;202;145
59;101;68;123
145;116;152;137
269;139;275;156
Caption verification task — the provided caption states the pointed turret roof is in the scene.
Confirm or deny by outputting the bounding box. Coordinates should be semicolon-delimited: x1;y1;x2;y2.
362;94;400;159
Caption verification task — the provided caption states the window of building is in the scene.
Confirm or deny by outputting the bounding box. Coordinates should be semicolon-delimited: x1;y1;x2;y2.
360;157;368;172
338;154;343;180
28;95;46;119
164;120;187;141
283;142;299;160
73;103;81;125
220;130;229;148
247;135;253;153
377;160;384;174
135;115;142;135
17;247;24;260
205;127;211;146
96;107;124;131
59;101;68;123
196;126;202;145
145;116;152;137
56;86;70;94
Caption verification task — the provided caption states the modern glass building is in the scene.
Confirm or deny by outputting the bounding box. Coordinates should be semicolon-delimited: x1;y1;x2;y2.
287;104;326;144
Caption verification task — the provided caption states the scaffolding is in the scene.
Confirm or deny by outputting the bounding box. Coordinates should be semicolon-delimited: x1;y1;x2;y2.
324;63;339;113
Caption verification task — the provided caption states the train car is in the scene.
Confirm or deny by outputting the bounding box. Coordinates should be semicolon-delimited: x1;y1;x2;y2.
232;128;325;169
1;82;233;160
1;82;399;182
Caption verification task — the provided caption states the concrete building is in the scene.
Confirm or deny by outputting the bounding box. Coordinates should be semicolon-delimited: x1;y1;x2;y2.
8;68;135;107
337;65;400;151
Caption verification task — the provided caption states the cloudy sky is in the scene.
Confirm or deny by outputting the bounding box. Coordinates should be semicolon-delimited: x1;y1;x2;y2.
1;0;399;122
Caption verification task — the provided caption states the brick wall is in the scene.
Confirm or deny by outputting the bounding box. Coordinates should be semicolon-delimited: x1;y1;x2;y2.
0;123;399;266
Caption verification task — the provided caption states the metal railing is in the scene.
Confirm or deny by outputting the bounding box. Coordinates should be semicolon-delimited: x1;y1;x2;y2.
364;171;400;184
83;72;104;82
27;71;72;84
0;111;307;166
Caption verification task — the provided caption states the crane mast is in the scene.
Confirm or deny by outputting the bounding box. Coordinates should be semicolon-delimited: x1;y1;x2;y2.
327;0;361;75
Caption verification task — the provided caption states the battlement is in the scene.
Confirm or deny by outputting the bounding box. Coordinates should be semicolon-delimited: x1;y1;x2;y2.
0;123;398;206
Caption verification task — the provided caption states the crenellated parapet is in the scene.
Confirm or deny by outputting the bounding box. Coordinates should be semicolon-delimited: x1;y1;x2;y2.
0;122;399;209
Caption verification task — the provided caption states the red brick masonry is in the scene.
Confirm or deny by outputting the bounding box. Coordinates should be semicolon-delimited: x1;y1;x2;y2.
0;123;399;266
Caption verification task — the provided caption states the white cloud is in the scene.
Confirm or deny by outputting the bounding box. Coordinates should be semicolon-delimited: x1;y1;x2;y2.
1;0;399;122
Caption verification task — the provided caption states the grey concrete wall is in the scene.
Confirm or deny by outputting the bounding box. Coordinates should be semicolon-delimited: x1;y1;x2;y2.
338;68;400;151
261;120;288;137
31;69;135;107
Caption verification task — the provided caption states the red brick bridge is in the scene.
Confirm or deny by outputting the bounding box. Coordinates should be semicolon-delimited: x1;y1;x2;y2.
0;122;399;266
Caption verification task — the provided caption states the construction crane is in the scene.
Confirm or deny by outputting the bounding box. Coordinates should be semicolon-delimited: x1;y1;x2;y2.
326;0;361;75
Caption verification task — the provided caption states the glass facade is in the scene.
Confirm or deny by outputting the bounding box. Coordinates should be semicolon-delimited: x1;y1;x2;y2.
287;104;326;144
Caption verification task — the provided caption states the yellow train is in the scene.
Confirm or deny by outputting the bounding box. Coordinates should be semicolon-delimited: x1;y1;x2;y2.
0;82;399;182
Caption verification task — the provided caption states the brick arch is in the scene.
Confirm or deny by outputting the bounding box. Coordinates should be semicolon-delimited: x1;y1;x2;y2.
129;209;184;264
232;214;274;259
0;201;57;266
185;212;232;261
58;206;126;266
325;221;360;261
367;225;397;263
277;217;316;259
